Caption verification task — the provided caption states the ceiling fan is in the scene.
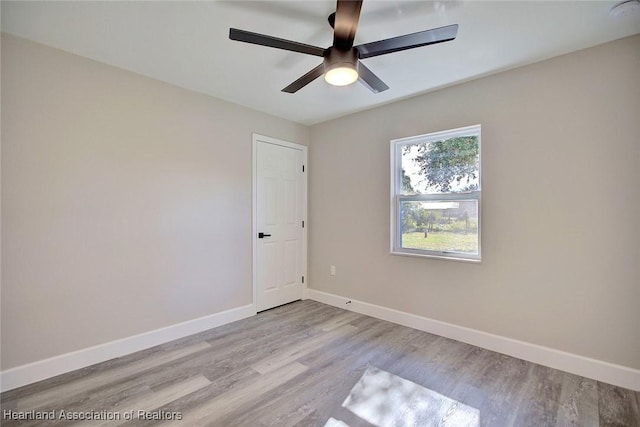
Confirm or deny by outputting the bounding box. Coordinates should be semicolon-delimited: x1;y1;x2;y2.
229;0;459;94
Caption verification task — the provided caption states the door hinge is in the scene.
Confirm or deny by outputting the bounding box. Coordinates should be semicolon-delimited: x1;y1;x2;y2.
302;276;305;284
302;220;305;228
302;165;305;172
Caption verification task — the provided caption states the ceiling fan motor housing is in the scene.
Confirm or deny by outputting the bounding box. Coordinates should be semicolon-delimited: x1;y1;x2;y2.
323;48;359;73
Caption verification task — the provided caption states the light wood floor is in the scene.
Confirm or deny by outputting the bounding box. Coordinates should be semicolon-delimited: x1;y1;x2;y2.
2;300;639;426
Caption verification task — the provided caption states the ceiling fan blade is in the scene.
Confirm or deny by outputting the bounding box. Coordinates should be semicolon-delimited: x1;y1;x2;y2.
357;62;389;93
333;0;363;50
282;63;325;93
229;28;325;57
356;24;458;59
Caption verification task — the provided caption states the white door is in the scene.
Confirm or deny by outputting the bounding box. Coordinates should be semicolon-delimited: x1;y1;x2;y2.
254;135;306;312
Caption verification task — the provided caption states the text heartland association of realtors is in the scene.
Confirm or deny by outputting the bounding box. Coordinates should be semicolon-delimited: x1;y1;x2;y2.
2;409;182;421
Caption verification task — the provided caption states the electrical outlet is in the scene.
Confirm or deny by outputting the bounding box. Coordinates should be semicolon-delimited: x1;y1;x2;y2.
330;265;336;276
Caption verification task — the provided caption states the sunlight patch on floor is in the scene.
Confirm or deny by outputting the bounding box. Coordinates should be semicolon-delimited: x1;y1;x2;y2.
324;417;350;427
326;366;480;427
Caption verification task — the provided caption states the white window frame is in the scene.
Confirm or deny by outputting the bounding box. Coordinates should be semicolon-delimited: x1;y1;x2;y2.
390;125;482;262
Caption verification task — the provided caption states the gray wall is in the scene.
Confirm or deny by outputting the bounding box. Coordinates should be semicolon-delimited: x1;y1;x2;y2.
308;35;640;370
1;34;309;370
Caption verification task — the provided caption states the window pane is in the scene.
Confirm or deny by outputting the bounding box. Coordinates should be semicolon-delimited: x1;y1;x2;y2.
400;135;479;195
400;200;479;255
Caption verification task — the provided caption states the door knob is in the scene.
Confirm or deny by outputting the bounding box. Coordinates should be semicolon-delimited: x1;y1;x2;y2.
258;232;272;238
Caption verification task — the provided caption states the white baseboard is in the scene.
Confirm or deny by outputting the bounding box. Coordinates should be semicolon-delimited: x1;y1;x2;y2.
308;289;640;391
0;304;256;393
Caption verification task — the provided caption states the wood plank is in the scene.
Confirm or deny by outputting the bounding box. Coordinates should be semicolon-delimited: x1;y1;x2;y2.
166;362;308;425
14;342;212;410
88;375;210;427
598;381;640;426
512;363;563;426
473;352;533;425
250;324;357;374
555;373;598;427
315;310;362;332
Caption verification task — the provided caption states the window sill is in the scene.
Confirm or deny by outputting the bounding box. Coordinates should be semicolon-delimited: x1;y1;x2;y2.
390;250;481;264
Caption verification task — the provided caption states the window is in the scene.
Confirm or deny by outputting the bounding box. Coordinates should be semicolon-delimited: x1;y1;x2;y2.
390;125;481;262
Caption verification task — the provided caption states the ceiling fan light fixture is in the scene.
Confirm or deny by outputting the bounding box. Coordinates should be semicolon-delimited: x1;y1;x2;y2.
323;48;359;87
325;63;358;86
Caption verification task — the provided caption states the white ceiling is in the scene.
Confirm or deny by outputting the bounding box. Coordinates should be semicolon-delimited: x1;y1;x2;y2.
2;1;639;125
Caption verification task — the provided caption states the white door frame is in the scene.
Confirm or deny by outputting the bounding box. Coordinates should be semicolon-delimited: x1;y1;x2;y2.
252;133;308;313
